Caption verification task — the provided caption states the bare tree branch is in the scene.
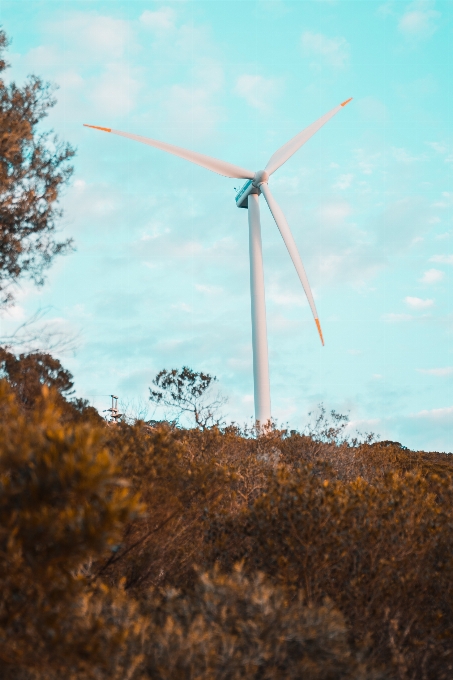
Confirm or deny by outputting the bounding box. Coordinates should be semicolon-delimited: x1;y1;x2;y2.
0;306;80;355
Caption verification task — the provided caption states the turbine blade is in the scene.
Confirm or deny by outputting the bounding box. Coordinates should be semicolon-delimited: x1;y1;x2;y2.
265;98;352;176
83;124;255;180
260;182;324;345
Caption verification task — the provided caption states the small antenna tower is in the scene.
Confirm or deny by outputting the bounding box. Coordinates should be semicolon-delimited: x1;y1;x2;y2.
104;395;123;424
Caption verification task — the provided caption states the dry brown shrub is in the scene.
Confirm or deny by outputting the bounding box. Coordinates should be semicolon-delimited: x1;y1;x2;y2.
0;380;146;679
141;564;384;680
95;423;238;591
3;358;453;679
207;464;453;679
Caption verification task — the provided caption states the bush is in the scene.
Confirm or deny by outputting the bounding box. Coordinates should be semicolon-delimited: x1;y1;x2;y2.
142;564;382;680
207;465;453;678
95;421;235;591
0;380;144;678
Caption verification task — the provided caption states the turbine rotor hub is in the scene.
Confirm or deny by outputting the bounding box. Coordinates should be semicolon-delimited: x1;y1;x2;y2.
253;170;269;187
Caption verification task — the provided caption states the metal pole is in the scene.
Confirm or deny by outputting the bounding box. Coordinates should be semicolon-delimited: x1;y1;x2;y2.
248;193;271;427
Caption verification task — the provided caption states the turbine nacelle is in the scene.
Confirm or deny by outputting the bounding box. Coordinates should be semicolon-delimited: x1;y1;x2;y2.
235;179;257;209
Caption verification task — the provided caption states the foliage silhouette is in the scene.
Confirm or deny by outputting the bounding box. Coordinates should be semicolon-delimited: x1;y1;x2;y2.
0;31;74;307
149;366;226;429
0;347;101;422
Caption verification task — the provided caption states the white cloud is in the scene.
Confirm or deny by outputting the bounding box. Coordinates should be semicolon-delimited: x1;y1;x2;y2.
398;1;440;39
430;254;453;264
416;405;453;420
391;147;420;163
153;21;225;136
334;173;353;190
404;296;434;309
195;284;223;295
2;304;26;321
371;197;434;271
354;148;381;175
70;304;92;320
58;13;134;59
133;40;225;138
23;45;59;68
432;192;453;208
164;80;223;136
235;75;281;112
301;31;350;68
171;302;192;313
140;223;170;241
357;96;389;123
417;367;453;376
30;12;141;122
426;141;447;154
267;285;306;307
377;2;395;17
318;201;351;223
420;268;444;284
90;63;140;116
270;313;300;333
291;198;384;286
140;8;176;33
382;313;413;322
267;270;315;311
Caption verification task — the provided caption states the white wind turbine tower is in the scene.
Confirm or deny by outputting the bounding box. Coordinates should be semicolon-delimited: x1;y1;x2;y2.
85;98;352;427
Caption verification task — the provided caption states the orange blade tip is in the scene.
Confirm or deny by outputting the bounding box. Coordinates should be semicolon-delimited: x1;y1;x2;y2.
341;97;353;107
83;124;111;133
315;318;325;346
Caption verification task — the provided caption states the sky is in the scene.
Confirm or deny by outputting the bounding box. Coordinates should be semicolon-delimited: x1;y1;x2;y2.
0;0;452;450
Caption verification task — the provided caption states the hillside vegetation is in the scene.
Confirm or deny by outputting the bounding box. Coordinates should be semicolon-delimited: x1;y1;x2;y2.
1;351;453;680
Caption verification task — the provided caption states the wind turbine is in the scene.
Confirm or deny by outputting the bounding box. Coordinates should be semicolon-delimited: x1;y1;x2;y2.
84;97;352;426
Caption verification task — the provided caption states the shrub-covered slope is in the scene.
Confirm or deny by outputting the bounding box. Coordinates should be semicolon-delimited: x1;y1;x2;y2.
1;365;453;679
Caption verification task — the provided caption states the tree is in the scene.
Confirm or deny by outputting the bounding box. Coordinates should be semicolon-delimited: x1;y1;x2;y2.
0;347;102;423
0;30;74;307
149;366;226;429
0;347;74;408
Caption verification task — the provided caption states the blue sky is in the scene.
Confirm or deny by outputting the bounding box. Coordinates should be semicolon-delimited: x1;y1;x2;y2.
0;0;452;450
